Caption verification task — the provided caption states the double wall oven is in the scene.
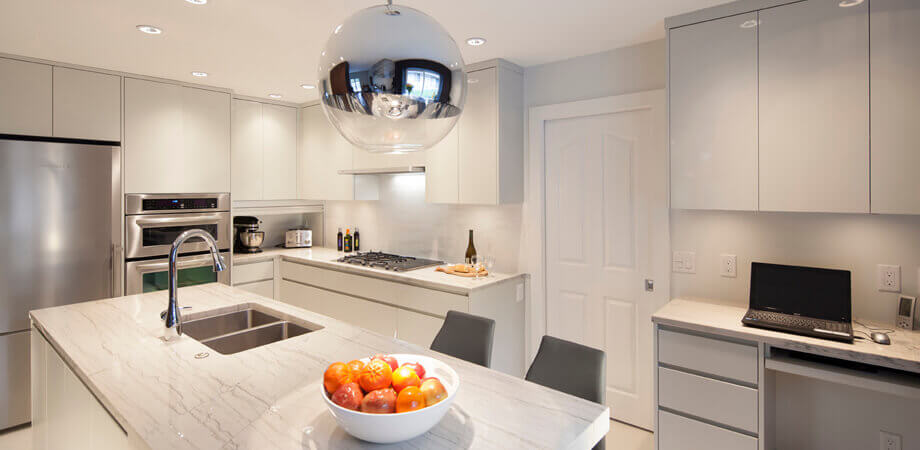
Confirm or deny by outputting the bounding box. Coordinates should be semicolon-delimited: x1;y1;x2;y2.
125;193;231;294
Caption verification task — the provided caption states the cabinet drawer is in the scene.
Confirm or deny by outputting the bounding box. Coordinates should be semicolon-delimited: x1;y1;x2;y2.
280;280;397;337
658;329;757;384
281;260;468;317
233;260;274;284
236;279;273;298
658;410;757;450
658;367;758;434
397;309;444;348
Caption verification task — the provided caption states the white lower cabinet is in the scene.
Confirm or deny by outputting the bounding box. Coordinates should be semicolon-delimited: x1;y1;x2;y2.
280;280;397;338
31;330;132;450
396;309;444;348
236;279;274;298
658;410;757;450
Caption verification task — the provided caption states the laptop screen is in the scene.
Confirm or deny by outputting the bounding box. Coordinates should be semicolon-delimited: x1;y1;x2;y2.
750;262;851;322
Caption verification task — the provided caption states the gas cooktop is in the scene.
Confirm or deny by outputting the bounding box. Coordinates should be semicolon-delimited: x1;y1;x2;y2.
336;251;444;272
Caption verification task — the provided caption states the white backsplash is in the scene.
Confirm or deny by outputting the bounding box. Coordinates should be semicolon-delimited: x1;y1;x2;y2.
324;173;523;273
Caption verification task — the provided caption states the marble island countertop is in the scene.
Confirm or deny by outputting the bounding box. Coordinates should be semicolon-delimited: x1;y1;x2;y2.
653;298;920;374
30;283;608;450
233;247;527;296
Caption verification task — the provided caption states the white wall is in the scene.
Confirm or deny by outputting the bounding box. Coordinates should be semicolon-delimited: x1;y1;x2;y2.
671;210;920;325
324;174;523;273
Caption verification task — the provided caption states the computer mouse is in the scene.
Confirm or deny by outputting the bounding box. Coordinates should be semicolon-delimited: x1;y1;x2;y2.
870;332;891;345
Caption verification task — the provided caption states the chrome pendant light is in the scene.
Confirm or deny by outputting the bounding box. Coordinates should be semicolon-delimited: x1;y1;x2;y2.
317;0;467;153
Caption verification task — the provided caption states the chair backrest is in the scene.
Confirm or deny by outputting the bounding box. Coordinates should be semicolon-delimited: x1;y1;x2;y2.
525;335;606;405
430;310;495;367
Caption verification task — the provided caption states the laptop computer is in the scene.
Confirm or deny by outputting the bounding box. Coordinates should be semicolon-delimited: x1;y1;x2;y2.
742;262;854;343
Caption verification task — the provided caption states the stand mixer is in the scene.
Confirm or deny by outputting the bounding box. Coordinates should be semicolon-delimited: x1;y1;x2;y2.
233;216;264;253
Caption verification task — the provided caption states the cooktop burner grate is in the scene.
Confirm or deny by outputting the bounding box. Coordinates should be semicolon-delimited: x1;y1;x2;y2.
336;251;444;272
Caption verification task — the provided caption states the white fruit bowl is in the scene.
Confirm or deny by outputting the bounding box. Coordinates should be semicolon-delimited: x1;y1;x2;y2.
322;354;459;444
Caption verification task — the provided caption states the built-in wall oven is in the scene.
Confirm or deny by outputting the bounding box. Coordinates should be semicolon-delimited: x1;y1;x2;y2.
125;193;231;294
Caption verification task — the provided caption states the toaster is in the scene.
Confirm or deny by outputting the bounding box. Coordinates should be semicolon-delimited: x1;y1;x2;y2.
284;228;312;248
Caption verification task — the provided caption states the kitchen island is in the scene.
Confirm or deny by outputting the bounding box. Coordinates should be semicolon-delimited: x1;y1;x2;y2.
30;283;608;450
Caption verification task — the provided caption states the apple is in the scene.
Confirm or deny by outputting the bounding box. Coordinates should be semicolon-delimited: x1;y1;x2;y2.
419;378;448;406
391;366;421;393
330;382;363;411
395;386;426;413
372;354;399;371
360;388;397;414
400;362;426;380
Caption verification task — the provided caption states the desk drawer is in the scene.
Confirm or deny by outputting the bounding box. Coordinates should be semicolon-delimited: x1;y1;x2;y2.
233;260;273;285
658;410;757;450
658;366;758;434
658;328;757;384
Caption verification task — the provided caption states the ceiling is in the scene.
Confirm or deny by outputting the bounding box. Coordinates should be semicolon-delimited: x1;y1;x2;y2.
0;0;731;104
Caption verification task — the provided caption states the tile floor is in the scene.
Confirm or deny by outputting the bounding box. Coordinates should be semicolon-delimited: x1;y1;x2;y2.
0;419;653;449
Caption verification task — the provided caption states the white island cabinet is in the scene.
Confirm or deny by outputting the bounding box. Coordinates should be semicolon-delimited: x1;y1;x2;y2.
124;78;230;194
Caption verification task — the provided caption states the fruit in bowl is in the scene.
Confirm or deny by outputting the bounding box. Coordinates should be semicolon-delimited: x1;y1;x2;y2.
321;353;459;443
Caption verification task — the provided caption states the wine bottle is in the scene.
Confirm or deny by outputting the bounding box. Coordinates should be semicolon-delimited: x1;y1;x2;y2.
464;229;477;264
344;228;353;253
336;228;343;251
354;227;360;252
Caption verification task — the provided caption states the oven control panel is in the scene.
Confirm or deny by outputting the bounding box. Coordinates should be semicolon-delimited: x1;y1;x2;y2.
142;197;219;211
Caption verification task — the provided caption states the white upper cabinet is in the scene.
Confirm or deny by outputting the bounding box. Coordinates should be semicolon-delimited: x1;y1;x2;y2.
426;60;524;205
870;0;920;214
669;13;758;211
231;99;298;201
124;78;230;194
758;0;869;213
299;104;354;201
52;67;121;142
0;57;52;136
231;99;263;200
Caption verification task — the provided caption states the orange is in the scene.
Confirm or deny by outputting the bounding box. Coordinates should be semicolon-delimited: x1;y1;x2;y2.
346;359;366;375
395;386;426;413
323;362;353;394
358;359;393;392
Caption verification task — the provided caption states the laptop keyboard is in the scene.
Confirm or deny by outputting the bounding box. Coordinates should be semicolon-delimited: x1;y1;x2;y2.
744;310;850;333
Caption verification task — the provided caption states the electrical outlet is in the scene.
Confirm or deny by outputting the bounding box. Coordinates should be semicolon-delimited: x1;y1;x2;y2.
878;265;901;292
720;254;737;278
672;251;696;274
880;431;901;450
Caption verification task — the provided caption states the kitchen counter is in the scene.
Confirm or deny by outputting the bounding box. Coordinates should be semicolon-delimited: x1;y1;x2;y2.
653;298;920;374
30;283;608;450
233;247;527;296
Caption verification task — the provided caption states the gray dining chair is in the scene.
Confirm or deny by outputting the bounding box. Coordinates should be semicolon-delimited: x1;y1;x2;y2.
430;310;495;367
525;335;607;450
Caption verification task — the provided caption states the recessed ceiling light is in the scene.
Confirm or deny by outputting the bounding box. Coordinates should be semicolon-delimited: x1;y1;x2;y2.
269;94;282;99
334;24;343;34
740;20;758;29
186;0;207;4
191;71;208;77
136;25;162;35
838;0;863;7
466;37;486;46
301;84;316;89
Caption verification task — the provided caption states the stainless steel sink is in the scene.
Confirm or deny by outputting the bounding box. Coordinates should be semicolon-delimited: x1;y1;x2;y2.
183;307;321;355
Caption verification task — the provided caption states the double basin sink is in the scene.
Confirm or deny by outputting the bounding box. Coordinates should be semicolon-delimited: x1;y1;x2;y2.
182;306;322;355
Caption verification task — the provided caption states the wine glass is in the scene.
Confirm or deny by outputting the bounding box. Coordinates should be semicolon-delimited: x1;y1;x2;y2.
471;255;483;281
482;255;495;277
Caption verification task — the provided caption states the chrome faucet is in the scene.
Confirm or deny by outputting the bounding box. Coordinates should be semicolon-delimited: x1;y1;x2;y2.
164;229;226;335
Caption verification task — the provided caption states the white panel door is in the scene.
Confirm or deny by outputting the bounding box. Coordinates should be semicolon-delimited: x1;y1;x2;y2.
181;86;230;193
262;104;298;200
52;67;121;141
299;104;353;200
425;126;459;203
544;91;668;430
0;57;52;136
459;67;498;204
759;0;869;213
231;99;263;200
669;13;758;211
124;78;183;194
870;0;920;214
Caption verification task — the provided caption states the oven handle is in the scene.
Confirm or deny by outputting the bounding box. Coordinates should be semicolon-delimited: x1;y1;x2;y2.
132;255;220;274
134;215;224;227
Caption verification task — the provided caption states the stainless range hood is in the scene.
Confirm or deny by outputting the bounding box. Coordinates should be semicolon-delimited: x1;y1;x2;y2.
337;166;425;175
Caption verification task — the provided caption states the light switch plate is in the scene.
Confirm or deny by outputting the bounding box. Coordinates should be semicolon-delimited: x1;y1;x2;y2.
720;254;737;278
672;251;696;274
880;431;901;450
878;265;901;292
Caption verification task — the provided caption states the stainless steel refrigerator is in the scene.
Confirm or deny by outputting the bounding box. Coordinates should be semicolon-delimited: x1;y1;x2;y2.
0;138;121;429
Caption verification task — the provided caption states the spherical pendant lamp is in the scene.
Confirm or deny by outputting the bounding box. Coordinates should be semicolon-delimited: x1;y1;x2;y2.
317;1;467;153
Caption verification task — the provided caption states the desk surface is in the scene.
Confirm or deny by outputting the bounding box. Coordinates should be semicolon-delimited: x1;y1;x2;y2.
653;298;920;374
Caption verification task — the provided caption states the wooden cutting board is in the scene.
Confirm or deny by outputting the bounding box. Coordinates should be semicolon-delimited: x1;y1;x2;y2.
435;265;489;278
